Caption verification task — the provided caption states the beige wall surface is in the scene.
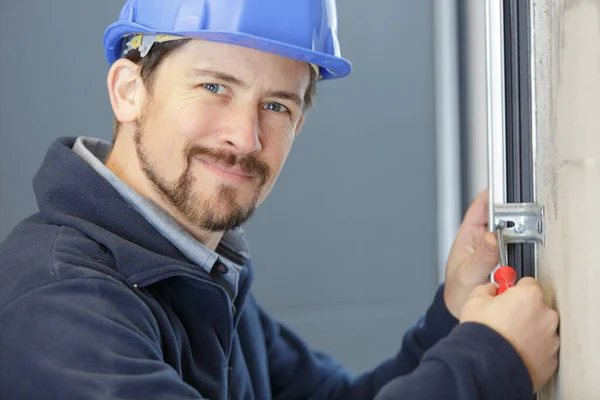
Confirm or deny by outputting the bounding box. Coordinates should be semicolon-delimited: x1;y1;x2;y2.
533;1;600;398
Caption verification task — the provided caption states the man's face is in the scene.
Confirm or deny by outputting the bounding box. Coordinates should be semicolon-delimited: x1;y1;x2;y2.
132;39;310;231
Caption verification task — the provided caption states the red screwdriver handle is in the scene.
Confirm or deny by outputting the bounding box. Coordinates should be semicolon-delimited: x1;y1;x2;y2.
494;266;517;294
493;224;516;294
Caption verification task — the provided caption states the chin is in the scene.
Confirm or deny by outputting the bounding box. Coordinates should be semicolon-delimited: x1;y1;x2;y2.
211;197;254;215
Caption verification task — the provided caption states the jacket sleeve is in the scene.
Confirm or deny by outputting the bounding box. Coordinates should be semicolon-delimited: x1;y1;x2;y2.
261;284;533;400
0;278;205;400
373;322;533;400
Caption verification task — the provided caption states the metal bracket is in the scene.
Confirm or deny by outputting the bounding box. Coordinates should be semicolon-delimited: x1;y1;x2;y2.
493;203;544;244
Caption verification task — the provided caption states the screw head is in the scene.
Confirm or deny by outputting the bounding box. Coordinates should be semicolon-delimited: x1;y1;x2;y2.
514;224;525;234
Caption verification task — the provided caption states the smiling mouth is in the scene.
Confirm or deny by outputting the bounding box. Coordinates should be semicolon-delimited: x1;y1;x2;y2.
195;157;256;183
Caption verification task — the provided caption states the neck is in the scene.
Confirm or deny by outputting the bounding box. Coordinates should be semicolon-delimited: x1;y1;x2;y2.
105;135;225;251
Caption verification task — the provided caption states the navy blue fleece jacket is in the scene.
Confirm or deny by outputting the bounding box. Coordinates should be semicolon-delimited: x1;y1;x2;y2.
0;137;532;399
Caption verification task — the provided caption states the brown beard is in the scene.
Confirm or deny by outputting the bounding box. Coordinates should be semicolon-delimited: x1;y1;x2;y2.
133;113;269;232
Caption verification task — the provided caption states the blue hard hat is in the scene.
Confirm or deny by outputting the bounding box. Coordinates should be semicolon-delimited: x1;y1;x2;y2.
103;0;352;80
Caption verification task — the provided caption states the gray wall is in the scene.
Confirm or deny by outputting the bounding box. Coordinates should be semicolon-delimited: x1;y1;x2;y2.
0;0;439;375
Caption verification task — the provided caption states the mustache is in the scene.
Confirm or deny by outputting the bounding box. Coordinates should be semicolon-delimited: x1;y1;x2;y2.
186;146;270;184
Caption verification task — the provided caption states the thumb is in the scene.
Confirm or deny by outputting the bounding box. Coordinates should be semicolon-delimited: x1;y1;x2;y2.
471;232;500;274
469;282;498;299
516;277;540;287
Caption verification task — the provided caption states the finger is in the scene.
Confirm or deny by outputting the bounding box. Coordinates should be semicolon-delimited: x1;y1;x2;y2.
470;232;499;273
461;189;490;228
469;283;497;299
549;309;560;331
516;277;540;287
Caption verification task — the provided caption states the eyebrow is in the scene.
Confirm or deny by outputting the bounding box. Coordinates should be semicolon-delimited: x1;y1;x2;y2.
192;68;247;88
266;90;304;110
191;68;304;109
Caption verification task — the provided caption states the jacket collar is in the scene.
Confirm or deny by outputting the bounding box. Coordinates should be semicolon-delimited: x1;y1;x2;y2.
33;137;254;288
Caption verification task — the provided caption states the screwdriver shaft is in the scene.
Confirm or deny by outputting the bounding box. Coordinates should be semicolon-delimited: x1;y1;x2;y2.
495;223;508;267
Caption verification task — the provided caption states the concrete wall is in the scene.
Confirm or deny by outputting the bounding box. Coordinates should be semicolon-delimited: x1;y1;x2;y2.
533;1;600;398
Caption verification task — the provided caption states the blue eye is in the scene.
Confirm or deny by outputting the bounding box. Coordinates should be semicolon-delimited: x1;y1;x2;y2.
263;102;288;113
202;83;227;94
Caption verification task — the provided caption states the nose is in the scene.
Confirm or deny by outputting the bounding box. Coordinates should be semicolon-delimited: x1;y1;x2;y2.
219;108;262;155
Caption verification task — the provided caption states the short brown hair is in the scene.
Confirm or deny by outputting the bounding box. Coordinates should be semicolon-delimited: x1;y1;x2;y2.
112;39;318;142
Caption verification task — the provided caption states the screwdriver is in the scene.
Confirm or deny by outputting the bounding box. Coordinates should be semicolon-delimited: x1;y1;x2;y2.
493;222;517;294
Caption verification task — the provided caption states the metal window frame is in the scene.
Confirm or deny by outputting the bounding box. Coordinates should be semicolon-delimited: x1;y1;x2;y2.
503;0;536;279
486;0;538;282
485;0;508;225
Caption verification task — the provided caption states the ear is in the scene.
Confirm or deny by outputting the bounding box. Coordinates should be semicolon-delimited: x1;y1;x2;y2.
107;59;146;125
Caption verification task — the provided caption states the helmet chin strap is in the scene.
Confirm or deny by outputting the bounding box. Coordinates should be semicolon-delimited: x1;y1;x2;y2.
122;34;322;80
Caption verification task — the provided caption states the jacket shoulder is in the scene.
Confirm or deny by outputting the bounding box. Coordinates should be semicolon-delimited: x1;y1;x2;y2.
0;216;124;309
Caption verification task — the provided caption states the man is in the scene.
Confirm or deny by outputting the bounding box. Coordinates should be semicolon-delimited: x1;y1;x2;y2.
0;0;559;399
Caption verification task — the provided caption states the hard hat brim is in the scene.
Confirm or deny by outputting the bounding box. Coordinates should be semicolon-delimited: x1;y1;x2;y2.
104;21;352;80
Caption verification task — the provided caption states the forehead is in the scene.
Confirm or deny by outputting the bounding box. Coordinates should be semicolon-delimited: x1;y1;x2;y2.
161;39;311;89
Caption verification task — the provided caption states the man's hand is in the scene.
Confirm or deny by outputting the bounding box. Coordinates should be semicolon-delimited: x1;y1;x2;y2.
461;279;560;392
443;189;499;318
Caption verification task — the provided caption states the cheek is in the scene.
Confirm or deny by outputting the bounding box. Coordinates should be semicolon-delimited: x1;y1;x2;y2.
145;101;219;165
138;107;191;180
138;125;181;182
258;125;295;194
171;94;227;143
178;109;220;143
262;122;294;165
